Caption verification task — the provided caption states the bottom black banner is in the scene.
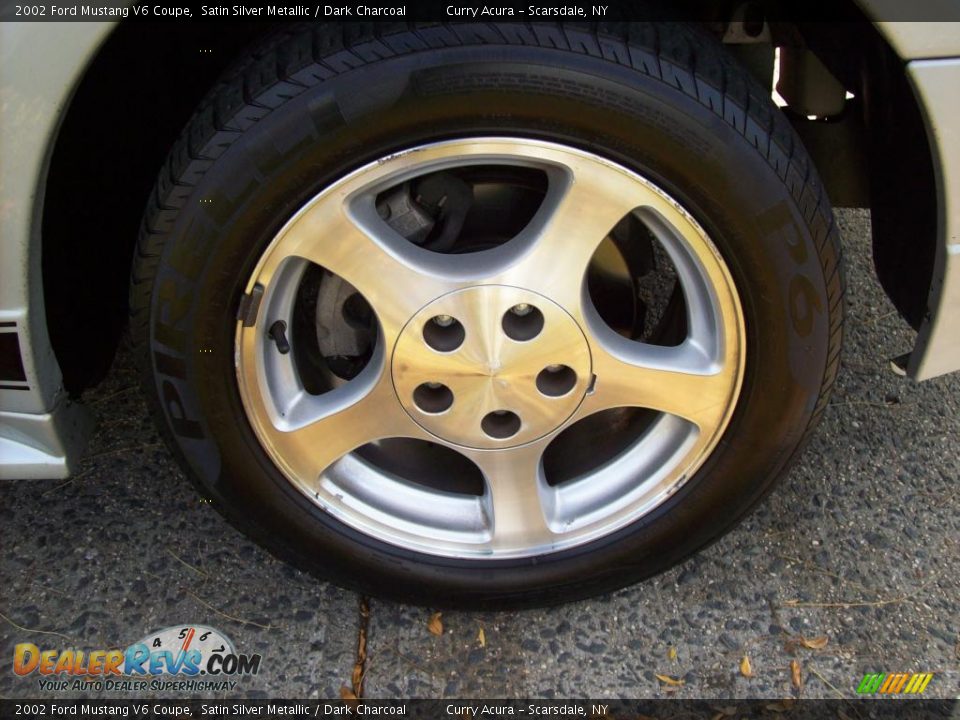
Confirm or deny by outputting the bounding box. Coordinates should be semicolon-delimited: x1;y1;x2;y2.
0;699;956;720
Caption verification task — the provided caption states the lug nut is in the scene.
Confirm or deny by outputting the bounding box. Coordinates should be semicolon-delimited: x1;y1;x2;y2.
482;410;521;439
537;364;577;397
424;315;465;351
413;382;454;414
502;304;544;341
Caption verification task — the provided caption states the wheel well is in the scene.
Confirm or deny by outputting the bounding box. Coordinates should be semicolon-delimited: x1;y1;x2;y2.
42;13;938;393
776;20;937;331
41;20;274;393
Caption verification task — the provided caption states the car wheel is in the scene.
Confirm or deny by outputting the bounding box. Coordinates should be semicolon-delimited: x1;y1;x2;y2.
130;22;843;606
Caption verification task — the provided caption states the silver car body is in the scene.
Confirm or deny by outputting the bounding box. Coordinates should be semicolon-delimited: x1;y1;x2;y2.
1;17;958;478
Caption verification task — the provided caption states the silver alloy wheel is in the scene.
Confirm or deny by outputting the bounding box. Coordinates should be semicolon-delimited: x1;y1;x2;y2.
235;138;746;559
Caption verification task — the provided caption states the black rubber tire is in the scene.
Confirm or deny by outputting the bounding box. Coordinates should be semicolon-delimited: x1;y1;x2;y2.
130;21;844;608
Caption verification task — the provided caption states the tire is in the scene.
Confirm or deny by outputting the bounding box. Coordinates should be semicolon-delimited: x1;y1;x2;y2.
130;21;843;607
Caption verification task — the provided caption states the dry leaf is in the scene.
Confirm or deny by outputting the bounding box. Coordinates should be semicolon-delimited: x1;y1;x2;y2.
427;611;443;636
477;627;486;647
351;662;364;690
740;655;754;678
668;646;678;661
800;636;828;649
655;674;685;686
340;686;357;700
357;628;367;659
790;659;802;690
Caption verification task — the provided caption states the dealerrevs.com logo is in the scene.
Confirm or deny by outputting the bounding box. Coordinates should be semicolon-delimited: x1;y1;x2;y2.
12;625;261;692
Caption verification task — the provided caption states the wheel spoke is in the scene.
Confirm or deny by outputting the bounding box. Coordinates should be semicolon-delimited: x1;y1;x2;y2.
580;329;739;436
499;160;645;308
250;371;423;486
253;196;447;334
462;441;556;552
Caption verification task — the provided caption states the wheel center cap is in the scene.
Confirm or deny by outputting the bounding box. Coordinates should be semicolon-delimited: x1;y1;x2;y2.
391;285;592;449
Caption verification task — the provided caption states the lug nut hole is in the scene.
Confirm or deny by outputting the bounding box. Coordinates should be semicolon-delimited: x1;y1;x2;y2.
502;304;544;341
423;316;465;352
481;410;521;439
413;383;454;414
536;365;578;397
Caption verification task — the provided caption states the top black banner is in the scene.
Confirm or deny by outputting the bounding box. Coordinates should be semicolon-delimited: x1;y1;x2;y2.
2;0;960;22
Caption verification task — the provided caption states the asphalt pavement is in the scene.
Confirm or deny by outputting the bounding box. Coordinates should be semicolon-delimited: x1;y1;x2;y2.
1;209;958;701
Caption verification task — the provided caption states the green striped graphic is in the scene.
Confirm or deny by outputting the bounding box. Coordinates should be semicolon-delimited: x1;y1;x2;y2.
857;673;885;694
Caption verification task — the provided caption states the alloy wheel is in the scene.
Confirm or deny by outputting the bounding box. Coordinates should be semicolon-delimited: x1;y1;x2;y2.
235;138;746;559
